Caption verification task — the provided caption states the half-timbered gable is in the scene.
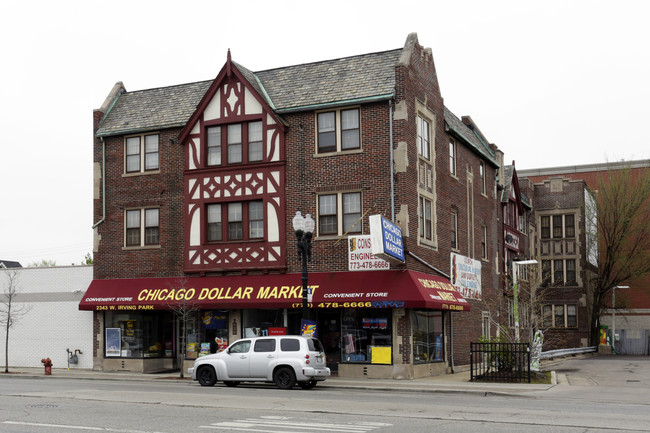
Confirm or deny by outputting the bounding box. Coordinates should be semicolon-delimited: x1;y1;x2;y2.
180;52;287;274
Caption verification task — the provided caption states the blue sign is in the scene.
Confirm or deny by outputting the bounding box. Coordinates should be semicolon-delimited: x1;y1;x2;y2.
369;215;405;263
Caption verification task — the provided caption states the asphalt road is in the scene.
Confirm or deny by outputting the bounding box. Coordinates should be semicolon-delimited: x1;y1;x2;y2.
0;355;649;432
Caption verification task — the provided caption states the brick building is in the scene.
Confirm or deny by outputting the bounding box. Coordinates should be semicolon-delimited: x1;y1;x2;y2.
81;33;503;377
520;160;650;354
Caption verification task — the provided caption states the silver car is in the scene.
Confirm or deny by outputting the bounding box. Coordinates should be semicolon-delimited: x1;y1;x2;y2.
189;335;330;389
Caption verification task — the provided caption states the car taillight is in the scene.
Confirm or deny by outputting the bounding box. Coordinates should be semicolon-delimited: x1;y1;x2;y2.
305;354;310;364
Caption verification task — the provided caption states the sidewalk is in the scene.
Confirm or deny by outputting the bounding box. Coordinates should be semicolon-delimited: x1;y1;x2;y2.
3;366;556;396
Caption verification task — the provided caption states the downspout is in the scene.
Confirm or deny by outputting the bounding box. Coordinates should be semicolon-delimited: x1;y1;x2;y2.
92;137;106;229
449;312;455;373
389;100;395;221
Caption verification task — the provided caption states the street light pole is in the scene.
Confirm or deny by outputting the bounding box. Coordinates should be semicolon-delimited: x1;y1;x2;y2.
512;259;538;343
612;285;629;352
292;211;315;327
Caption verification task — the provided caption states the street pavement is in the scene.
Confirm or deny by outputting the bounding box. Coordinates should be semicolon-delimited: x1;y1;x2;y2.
7;353;648;398
2;358;572;396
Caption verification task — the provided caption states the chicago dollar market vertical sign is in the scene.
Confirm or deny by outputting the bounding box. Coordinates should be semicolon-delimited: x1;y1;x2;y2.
369;215;405;263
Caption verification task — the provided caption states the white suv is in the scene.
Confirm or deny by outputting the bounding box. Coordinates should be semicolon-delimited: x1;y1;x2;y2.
189;336;330;389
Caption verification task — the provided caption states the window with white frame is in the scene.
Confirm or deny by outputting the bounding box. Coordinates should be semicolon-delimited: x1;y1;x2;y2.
541;214;575;239
419;196;433;241
451;210;458;250
317;192;361;236
417;115;431;160
125;208;159;247
481;226;488;260
542;304;577;328
479;161;486;195
206;120;264;166
449;139;456;175
542;259;577;285
316;108;360;153
206;201;264;242
125;134;159;173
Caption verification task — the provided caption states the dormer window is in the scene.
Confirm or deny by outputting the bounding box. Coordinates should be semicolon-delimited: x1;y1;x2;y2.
206;120;264;166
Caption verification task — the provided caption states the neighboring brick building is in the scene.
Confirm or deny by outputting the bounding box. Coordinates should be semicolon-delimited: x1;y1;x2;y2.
520;160;650;354
82;33;503;377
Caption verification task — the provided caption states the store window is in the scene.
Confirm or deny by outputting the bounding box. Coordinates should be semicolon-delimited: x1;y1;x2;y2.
243;309;287;337
104;311;173;358
412;310;443;363
341;309;391;364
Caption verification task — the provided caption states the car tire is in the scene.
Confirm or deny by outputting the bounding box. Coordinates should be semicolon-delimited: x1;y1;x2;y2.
298;379;317;390
274;367;296;389
223;381;240;387
197;366;217;387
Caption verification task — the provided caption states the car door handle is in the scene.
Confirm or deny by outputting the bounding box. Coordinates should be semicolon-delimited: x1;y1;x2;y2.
267;354;274;358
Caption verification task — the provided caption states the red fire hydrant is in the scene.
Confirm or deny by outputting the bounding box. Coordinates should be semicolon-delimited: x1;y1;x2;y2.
41;358;53;375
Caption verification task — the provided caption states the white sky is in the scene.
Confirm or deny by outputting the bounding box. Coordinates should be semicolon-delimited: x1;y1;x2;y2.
1;0;649;267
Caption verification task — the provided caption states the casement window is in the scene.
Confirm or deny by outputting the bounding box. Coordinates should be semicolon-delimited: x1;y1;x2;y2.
125;208;159;247
479;162;486;195
125;134;159;173
316;108;360;153
543;304;577;328
419;196;433;241
542;259;577;285
451;211;458;250
449;139;457;175
206;120;264;166
481;226;488;260
206;201;264;242
541;214;576;239
317;192;361;236
417;115;431;160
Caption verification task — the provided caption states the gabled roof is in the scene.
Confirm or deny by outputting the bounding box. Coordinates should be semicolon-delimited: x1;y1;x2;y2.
444;107;498;167
96;80;212;137
96;50;402;137
501;165;530;210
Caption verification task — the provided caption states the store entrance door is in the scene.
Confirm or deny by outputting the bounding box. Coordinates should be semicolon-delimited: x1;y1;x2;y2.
319;309;341;373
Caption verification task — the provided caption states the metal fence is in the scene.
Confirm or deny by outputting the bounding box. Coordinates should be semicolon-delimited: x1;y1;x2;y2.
470;342;531;383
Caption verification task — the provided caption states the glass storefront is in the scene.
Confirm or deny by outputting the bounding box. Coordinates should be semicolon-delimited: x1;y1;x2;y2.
340;309;392;364
412;309;443;363
185;310;230;358
104;311;174;358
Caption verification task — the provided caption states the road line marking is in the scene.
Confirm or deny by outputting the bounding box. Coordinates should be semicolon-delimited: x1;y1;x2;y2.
2;421;165;433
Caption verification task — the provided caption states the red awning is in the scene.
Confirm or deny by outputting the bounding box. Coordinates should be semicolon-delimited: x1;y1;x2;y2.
79;270;469;312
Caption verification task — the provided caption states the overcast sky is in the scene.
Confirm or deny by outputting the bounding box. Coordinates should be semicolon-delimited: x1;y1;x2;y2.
1;0;648;267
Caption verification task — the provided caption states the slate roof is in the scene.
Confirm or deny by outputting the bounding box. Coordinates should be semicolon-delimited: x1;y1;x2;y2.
96;50;402;137
443;107;498;167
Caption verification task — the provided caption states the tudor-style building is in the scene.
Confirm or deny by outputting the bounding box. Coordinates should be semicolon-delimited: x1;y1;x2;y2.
83;34;503;377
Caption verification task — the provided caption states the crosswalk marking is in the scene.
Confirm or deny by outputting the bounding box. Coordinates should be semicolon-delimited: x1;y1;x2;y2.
199;416;392;432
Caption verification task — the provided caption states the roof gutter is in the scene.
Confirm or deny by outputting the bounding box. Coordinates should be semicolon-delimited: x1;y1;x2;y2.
275;93;394;114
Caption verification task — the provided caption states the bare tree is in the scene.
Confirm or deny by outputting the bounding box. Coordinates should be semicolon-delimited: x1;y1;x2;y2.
586;164;650;346
165;278;200;378
1;269;32;373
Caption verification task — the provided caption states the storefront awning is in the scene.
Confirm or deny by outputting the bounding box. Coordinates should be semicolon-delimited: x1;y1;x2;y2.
79;270;469;312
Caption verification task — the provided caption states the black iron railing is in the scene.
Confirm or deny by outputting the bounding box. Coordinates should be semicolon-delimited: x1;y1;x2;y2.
470;342;531;383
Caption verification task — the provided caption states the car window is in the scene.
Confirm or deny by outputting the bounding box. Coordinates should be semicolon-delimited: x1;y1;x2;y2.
254;339;276;352
307;338;324;352
280;338;300;352
229;340;251;353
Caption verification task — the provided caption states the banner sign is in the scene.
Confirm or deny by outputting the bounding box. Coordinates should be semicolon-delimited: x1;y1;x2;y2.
348;235;390;271
450;253;482;300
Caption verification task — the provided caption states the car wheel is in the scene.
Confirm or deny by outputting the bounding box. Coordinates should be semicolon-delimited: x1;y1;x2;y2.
197;366;217;387
223;381;240;387
298;379;317;390
274;367;296;390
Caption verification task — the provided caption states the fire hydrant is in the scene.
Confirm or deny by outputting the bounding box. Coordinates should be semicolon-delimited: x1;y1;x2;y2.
41;358;53;375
